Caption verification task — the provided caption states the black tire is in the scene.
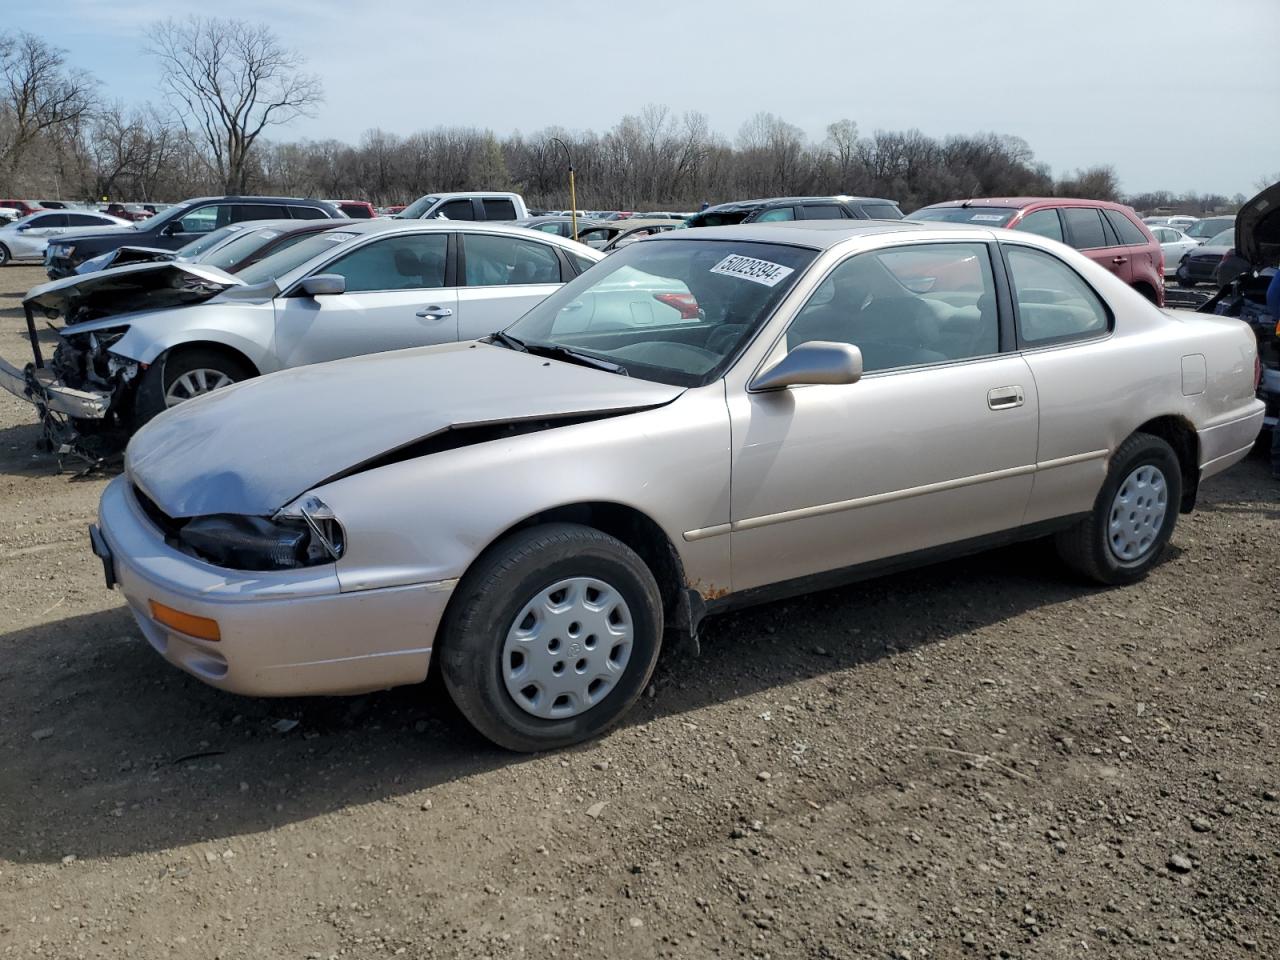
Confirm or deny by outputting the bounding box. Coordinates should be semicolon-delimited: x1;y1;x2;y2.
440;522;663;752
132;346;254;429
1055;432;1182;585
0;244;10;267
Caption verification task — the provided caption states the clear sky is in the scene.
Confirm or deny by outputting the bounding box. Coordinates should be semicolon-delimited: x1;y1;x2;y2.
11;0;1280;197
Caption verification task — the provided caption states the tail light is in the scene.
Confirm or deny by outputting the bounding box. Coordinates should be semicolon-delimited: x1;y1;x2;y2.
1256;353;1263;391
653;292;700;319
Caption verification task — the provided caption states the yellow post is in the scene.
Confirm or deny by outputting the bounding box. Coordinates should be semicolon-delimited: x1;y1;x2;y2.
568;168;578;242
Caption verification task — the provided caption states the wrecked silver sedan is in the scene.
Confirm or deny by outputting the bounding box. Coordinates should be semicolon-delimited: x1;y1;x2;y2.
92;221;1264;751
0;219;600;459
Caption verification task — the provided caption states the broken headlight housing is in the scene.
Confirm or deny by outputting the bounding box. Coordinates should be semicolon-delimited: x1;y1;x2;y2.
177;496;345;571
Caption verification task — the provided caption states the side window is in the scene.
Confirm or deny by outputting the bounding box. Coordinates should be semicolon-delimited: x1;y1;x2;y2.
802;204;844;220
1014;208;1064;242
322;233;448;293
30;214;67;228
534;222;564;235
1103;209;1149;246
178;205;230;234
786;242;999;372
481;198;517;220
463;233;561;286
232;204;289;222
68;213;106;226
1004;245;1110;345
435;199;476;221
1062;207;1108;250
755;207;796;222
860;202;903;220
289;205;330;220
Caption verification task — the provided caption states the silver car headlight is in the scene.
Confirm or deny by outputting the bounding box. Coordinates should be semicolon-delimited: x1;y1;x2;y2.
176;496;345;571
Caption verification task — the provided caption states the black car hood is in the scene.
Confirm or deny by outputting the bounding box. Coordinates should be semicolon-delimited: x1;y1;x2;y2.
1235;180;1280;266
52;225;145;245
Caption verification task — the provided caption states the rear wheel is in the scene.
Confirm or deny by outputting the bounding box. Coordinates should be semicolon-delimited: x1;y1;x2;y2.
132;346;254;428
440;522;663;752
1055;432;1181;585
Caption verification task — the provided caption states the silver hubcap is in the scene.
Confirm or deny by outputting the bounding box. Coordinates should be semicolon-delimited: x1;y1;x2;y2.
165;368;235;407
1107;464;1168;562
502;576;634;720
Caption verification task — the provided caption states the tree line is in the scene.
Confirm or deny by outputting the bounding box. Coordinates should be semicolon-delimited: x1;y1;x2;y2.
0;22;1252;215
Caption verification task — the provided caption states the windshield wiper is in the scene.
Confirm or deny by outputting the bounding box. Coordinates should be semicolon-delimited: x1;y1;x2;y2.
524;342;628;376
488;330;528;352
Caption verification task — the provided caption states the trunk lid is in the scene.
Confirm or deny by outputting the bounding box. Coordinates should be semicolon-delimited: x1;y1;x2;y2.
1234;179;1280;267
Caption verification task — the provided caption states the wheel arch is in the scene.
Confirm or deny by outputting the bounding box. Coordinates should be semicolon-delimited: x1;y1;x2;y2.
1133;414;1199;512
153;339;261;379
1131;279;1159;304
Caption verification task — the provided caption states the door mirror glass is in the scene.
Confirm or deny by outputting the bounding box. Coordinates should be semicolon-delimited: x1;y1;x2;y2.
299;274;346;297
750;341;863;391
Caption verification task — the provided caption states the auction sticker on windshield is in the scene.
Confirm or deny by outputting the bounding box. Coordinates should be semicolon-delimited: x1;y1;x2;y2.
710;254;795;287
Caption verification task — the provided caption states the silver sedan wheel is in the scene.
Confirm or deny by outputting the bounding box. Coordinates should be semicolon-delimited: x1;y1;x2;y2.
1107;464;1168;563
502;576;634;720
165;368;236;407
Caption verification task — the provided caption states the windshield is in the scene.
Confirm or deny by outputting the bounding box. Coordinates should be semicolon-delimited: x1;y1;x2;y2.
909;206;1017;227
136;201;191;232
1186;217;1233;239
177;223;245;259
503;239;817;387
396;195;441;219
199;227;296;272
1207;228;1235;246
235;229;356;285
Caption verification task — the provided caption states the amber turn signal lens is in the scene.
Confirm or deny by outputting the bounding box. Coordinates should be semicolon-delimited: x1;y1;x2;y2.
148;600;221;642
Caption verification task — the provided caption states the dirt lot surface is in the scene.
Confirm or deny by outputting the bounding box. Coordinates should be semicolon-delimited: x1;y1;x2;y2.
0;262;1277;959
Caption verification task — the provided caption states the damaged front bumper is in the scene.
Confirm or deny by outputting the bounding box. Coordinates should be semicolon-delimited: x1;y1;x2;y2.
0;355;111;419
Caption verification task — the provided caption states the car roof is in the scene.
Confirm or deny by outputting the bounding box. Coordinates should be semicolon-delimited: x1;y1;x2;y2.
647;219;970;250
705;195;898;213
920;197;1134;212
420;191;522;200
288;217;604;252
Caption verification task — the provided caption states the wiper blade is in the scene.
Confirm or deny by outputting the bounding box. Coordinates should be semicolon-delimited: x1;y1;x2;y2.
524;342;628;376
488;330;528;352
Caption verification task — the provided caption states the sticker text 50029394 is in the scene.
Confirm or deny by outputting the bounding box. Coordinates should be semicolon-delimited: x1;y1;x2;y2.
710;254;795;287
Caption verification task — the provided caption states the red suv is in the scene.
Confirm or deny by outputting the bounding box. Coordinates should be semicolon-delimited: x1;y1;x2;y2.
910;198;1164;305
0;199;43;218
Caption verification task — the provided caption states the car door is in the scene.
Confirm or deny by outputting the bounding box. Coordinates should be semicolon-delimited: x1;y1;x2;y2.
999;242;1118;524
1102;208;1157;284
1062;206;1130;284
454;231;567;340
726;240;1040;592
13;213;69;257
271;231;458;368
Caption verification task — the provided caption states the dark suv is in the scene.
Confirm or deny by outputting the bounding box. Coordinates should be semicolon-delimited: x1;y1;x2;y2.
44;196;343;279
685;195;904;228
910;198;1165;305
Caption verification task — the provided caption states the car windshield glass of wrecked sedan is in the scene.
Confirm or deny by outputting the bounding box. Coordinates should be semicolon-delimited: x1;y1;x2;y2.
502;239;816;386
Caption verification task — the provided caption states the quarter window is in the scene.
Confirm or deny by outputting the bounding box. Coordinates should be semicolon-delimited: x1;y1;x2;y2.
289;206;330;220
1062;207;1109;250
463;233;561;286
1103;209;1149;245
786;242;999;372
1004;245;1110;345
1014;208;1064;242
323;233;448;292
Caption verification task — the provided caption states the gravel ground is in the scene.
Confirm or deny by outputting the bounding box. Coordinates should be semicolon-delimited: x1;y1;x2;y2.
0;262;1277;960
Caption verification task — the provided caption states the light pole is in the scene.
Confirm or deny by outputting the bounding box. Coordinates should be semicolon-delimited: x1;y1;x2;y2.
548;136;577;241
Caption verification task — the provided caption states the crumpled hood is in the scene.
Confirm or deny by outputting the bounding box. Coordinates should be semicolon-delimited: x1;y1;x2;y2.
1235;179;1280;267
24;261;242;325
127;341;685;518
74;245;176;275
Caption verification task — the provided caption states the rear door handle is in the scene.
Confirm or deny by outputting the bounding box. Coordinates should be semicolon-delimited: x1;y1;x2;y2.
415;306;453;319
1111;256;1128;264
987;385;1024;410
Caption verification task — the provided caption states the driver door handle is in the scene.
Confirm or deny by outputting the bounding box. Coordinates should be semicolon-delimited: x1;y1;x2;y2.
987;385;1024;410
416;306;454;319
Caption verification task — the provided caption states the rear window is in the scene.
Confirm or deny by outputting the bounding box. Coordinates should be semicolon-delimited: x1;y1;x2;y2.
1103;209;1149;245
909;206;1016;227
1185;217;1234;239
690;210;751;228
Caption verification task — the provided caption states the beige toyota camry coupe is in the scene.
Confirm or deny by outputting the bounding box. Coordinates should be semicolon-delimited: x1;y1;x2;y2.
91;221;1264;751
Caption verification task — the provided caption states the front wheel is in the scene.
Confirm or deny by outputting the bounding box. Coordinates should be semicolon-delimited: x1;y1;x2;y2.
440;523;664;752
132;346;254;429
1055;432;1182;585
0;244;10;267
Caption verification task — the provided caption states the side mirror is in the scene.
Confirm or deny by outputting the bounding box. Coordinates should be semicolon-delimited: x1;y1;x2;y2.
299;274;346;297
749;341;863;392
162;222;181;236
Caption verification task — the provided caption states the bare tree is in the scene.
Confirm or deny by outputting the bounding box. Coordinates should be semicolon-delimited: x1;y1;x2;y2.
149;17;322;193
0;32;95;189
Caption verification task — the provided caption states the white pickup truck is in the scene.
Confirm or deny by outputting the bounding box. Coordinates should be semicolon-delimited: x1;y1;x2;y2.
395;192;529;221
